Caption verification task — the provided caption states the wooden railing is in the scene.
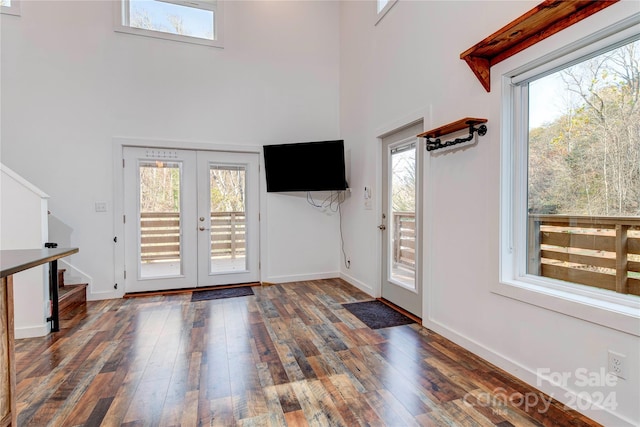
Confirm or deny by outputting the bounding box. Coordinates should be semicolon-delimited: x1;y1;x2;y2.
393;212;415;270
140;212;245;262
529;215;640;296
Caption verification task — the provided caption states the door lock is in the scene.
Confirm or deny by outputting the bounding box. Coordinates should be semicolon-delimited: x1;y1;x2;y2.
199;217;205;222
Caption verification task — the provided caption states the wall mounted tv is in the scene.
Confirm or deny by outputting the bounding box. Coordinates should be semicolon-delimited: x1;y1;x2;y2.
263;140;347;192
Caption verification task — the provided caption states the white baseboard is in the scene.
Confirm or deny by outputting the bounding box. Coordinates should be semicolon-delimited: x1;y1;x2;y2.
422;317;637;427
59;259;92;291
339;272;375;297
15;323;49;339
88;290;122;301
263;271;340;284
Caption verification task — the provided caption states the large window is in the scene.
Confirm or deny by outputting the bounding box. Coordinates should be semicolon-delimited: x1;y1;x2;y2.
524;38;640;297
116;0;223;48
499;20;640;334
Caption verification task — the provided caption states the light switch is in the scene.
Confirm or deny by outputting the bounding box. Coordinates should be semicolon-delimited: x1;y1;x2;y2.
95;201;107;212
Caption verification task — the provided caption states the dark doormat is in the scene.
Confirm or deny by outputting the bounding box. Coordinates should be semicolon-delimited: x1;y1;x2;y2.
191;286;254;302
342;300;415;329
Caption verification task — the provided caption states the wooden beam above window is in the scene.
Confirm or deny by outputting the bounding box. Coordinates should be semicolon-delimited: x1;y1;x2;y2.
460;0;620;92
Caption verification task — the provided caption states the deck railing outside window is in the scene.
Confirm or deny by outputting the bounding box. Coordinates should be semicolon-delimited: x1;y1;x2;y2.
140;211;245;262
528;215;640;296
393;212;415;271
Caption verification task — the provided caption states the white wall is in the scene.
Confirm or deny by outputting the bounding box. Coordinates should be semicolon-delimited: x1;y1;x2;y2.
0;165;50;338
1;0;341;298
339;1;639;426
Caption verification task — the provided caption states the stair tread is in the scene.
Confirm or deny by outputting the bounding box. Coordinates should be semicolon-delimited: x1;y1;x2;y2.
58;283;88;300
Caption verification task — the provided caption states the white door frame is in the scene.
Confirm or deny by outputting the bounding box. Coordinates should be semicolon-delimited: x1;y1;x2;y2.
374;115;430;322
380;134;424;317
112;137;265;298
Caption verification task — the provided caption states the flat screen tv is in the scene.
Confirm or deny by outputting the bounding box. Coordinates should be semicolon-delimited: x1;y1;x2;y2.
263;140;347;192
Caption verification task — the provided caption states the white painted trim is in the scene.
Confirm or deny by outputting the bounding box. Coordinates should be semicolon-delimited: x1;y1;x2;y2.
59;259;94;299
422;316;637;427
1;164;49;199
1;0;20;16
374;0;397;26
113;136;260;154
374;109;427;140
340;271;374;297
14;323;49;339
264;271;340;284
112;137;263;298
112;140;126;299
497;28;640;336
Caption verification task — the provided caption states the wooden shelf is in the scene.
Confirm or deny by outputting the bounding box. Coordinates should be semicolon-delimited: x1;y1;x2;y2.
460;0;619;92
418;117;487;139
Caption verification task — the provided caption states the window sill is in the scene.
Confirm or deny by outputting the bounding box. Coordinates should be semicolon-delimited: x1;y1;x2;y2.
114;25;223;49
1;4;20;16
493;276;640;336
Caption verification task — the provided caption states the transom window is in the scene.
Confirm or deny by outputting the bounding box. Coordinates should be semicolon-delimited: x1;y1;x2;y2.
116;0;223;48
375;0;397;25
1;0;20;16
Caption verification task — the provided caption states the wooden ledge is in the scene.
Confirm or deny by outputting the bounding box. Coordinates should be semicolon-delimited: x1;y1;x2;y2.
418;117;487;139
460;0;619;92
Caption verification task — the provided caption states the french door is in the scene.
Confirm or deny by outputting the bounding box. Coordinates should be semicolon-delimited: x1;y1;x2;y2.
123;147;259;293
380;125;423;317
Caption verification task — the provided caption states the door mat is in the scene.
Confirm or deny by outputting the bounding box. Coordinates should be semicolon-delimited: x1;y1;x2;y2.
191;286;255;302
342;300;415;329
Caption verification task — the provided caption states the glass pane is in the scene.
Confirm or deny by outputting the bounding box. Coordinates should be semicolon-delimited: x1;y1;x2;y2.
0;0;11;7
129;0;214;40
390;144;416;288
209;164;247;273
139;160;182;278
526;39;640;296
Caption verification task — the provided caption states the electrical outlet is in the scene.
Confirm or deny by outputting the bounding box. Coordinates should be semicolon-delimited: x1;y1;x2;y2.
608;350;626;379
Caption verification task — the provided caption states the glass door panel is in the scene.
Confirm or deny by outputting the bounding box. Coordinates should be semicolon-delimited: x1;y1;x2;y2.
389;142;416;289
208;165;248;273
139;160;183;278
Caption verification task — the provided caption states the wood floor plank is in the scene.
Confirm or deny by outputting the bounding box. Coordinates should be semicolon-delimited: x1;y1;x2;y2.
13;278;602;427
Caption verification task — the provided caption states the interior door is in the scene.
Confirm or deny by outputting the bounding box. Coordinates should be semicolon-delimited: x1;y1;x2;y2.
196;151;260;287
381;125;423;317
123;147;260;293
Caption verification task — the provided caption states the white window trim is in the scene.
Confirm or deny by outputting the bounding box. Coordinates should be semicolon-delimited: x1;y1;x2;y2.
497;14;640;337
1;0;20;16
114;0;224;48
375;0;397;26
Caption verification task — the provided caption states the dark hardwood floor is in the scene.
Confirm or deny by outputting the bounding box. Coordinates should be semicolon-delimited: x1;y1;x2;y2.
14;278;600;426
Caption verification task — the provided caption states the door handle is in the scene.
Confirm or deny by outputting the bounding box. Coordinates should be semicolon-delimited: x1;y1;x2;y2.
378;224;386;230
199;226;210;231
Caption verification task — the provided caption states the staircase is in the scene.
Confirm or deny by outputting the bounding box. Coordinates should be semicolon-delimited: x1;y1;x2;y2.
57;269;88;316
